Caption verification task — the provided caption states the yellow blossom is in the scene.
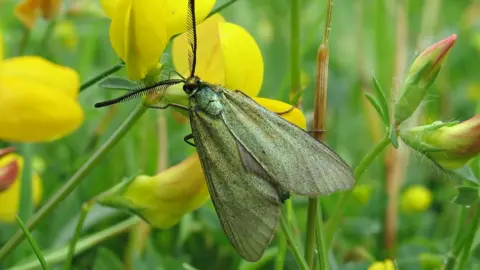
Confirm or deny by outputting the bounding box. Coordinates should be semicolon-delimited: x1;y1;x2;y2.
15;0;62;28
173;14;263;96
0;153;42;223
401;185;433;213
0;56;83;142
100;0;215;80
368;259;395;270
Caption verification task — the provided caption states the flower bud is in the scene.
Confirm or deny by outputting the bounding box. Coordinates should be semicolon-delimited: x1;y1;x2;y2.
400;185;432;213
401;116;480;169
97;154;209;228
0;147;17;191
394;34;456;125
368;259;395;270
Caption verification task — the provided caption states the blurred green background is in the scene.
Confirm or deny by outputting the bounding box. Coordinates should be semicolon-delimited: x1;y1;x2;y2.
1;0;479;269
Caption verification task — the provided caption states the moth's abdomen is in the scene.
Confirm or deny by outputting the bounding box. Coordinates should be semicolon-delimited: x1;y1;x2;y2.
192;85;224;117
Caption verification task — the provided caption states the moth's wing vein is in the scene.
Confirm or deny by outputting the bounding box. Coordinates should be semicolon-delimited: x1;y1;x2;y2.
221;89;355;196
189;108;281;262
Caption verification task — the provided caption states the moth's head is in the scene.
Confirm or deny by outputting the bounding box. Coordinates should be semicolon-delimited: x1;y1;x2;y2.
183;76;202;95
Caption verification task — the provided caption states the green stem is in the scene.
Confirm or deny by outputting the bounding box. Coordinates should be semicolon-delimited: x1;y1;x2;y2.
38;19;57;55
18;143;34;221
15;216;50;270
290;0;301;101
79;63;125;92
457;204;480;270
325;134;391;247
305;199;317;268
18;26;30;56
64;202;93;270
0;105;147;261
445;207;468;270
280;215;309;270
316;200;329;270
207;0;239;18
9;218;140;270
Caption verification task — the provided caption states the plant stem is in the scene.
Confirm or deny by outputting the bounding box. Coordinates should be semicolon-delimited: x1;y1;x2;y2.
18;143;34;221
316;200;329;270
64;202;92;270
280;215;309;270
290;0;301;102
207;0;239;18
38;19;57;55
325;134;391;247
457;204;480;270
0;105;147;261
9;218;140;270
79;63;124;92
305;201;317;268
15;216;50;270
445;207;468;270
18;26;30;56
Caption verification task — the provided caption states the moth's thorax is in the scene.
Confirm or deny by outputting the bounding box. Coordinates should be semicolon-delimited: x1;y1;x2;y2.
191;85;224;117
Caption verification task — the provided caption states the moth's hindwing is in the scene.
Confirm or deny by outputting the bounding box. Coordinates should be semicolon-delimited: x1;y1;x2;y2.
221;88;355;196
189;105;281;262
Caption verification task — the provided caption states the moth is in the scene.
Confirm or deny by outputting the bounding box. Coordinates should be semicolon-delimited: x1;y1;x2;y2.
95;0;354;262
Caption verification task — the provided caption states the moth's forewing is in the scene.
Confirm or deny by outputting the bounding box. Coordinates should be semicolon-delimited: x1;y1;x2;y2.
189;94;281;262
219;86;354;196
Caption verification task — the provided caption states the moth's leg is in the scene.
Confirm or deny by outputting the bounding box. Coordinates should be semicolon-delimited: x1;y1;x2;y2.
183;134;196;147
234;89;254;100
277;189;290;203
274;106;295;115
144;103;189;111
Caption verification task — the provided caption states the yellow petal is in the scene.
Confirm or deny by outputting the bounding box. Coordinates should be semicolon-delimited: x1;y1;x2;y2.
15;0;39;29
109;0;168;80
0;153;42;223
0;57;83;142
254;97;306;130
219;22;264;96
164;0;216;37
0;56;79;98
172;14;226;85
100;0;119;18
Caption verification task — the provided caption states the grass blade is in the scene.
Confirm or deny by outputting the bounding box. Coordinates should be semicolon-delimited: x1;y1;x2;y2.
372;76;390;124
15;216;50;270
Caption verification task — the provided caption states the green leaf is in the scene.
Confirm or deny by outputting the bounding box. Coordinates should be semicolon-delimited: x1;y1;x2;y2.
99;76;140;91
364;93;389;126
451;186;479;206
450;166;480;185
93;248;124;270
372;76;390;125
16;216;50;270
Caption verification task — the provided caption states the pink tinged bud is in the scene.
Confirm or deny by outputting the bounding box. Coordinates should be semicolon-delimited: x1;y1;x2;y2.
394;34;457;124
400;115;480;169
0;147;19;191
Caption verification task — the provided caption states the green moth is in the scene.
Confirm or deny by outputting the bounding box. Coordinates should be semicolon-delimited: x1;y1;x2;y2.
95;0;354;262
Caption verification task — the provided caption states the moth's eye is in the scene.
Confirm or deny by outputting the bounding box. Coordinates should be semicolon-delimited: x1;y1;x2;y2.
183;83;196;93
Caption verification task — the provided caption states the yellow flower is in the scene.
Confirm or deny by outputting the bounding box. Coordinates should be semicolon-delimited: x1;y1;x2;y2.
15;0;62;28
401;185;433;213
100;0;215;80
173;14;263;96
99;13;307;228
368;259;395;270
0;56;83;142
0;152;42;223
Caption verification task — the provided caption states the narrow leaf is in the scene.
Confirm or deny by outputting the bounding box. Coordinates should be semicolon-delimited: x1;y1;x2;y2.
372;76;390;125
99;76;140;91
16;216;50;270
451;186;479;206
450;166;480;185
364;93;389;126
